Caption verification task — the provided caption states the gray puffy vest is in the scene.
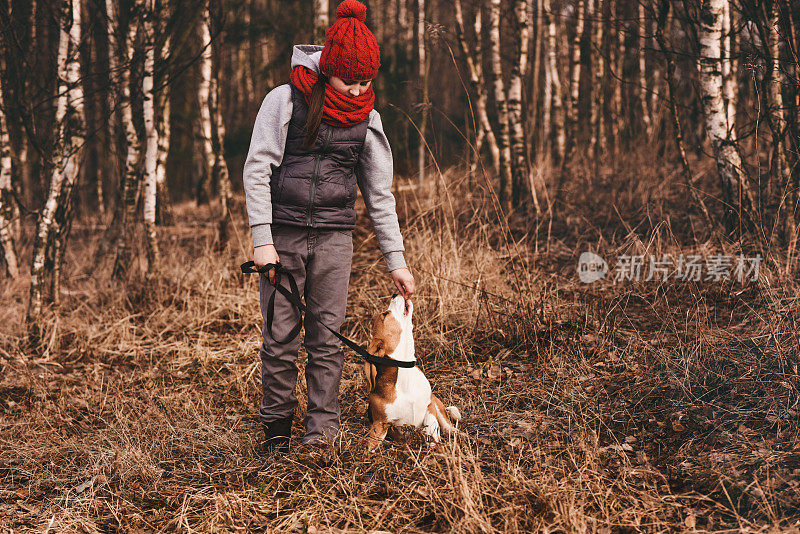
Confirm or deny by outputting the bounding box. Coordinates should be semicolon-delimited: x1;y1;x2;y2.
270;84;370;229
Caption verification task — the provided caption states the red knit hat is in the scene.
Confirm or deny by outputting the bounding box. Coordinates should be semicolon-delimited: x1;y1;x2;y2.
319;0;381;81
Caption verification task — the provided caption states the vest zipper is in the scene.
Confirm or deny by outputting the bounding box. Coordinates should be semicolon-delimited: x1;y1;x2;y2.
306;127;333;226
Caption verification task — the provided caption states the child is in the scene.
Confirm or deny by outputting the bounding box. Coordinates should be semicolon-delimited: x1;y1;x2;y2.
243;0;414;454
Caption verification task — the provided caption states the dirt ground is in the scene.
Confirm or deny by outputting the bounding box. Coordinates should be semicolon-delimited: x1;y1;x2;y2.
2;165;800;532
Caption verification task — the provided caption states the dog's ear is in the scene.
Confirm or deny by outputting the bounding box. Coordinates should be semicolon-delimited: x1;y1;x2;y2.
363;362;376;392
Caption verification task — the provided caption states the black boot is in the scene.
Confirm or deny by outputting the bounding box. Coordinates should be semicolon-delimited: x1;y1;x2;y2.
257;416;292;457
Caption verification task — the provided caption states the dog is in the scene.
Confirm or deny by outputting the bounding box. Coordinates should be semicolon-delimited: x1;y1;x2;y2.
363;295;462;450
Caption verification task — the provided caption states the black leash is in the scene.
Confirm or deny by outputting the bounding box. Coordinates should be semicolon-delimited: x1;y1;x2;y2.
241;261;416;368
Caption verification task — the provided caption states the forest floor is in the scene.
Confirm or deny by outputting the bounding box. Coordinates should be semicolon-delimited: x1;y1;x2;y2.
2;159;800;532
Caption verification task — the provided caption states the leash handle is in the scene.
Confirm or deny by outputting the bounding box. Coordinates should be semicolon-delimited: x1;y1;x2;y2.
239;260;416;368
241;261;302;345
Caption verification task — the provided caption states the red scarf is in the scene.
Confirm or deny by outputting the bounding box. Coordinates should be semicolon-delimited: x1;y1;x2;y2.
289;66;374;127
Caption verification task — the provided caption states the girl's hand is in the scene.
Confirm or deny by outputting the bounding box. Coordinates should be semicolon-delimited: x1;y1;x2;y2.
391;268;415;313
254;244;280;284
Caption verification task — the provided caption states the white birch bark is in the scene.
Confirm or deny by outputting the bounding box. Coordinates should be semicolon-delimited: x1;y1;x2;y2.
417;0;428;185
544;0;565;162
697;0;756;229
143;0;160;273
721;0;737;135
0;76;19;279
112;1;144;279
199;4;233;245
590;0;605;155
314;0;329;44
529;0;543;157
454;0;500;175
156;36;171;224
766;2;797;263
105;0;119;207
27;0;83;332
654;0;715;231
612;2;624;151
508;0;537;210
562;0;585;167
490;0;514;210
639;1;652;137
197;7;215;205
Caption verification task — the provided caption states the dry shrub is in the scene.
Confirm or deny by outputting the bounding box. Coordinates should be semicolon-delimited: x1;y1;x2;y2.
1;159;799;532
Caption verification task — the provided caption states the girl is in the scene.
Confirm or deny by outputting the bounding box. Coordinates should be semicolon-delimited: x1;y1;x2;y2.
243;0;414;453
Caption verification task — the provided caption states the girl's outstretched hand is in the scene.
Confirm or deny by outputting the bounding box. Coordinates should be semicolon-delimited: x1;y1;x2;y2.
391;268;415;313
254;244;280;285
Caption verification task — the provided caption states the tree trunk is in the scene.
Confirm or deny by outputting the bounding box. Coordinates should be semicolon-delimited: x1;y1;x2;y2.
765;2;798;267
417;0;428;186
314;0;329;44
508;0;536;210
655;0;715;233
200;3;232;248
590;0;606;156
155;32;172;226
639;1;652;138
0;76;20;279
143;0;160;274
721;0;737;135
489;0;514;212
612;2;624;153
561;0;585;170
697;0;756;233
27;0;84;340
529;0;543;160
544;0;564;163
454;0;500;175
111;2;143;280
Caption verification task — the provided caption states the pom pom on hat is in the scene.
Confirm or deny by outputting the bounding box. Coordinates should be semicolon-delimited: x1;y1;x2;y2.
336;0;367;22
319;0;380;81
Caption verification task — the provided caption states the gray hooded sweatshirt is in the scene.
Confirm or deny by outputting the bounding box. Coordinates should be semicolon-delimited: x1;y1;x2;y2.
243;45;406;272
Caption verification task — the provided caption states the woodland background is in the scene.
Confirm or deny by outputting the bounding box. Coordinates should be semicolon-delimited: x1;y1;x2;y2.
1;0;800;531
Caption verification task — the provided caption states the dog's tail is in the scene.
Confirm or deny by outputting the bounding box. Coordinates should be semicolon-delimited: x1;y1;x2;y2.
432;396;463;437
445;406;461;422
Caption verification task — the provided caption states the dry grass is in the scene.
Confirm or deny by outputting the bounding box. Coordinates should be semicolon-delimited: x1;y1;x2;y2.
2;158;800;532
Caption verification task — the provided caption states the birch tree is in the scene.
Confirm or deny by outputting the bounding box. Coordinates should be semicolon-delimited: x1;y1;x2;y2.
156;35;172;226
590;0;606;156
314;0;329;44
562;0;585;168
0;76;19;279
529;0;544;158
544;0;565;163
417;0;428;185
111;1;144;279
143;0;160;273
654;0;715;231
489;0;514;211
508;0;536;209
639;2;652;138
697;0;756;232
454;0;500;175
612;2;624;152
721;0;737;134
27;0;84;338
765;1;797;262
199;1;232;246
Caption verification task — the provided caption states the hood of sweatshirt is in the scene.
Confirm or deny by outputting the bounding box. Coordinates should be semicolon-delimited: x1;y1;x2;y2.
291;45;323;74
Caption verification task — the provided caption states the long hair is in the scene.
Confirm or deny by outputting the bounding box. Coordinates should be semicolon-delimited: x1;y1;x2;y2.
303;73;328;149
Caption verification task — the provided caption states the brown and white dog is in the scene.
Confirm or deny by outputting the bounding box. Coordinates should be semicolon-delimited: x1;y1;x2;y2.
363;295;462;450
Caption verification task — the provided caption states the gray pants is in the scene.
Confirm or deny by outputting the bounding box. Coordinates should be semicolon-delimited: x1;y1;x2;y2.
258;225;353;444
